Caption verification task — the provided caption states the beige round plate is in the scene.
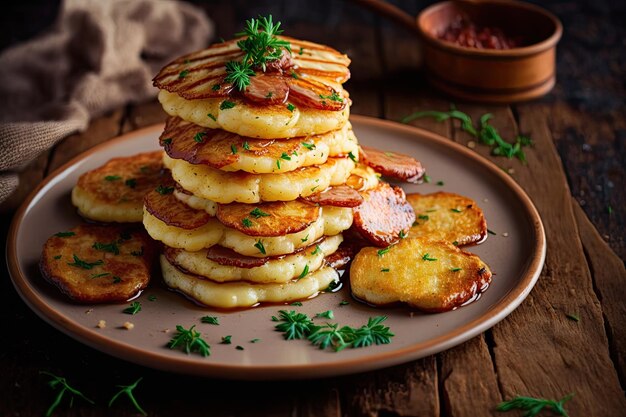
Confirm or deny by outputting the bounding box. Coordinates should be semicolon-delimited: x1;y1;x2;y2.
7;115;545;380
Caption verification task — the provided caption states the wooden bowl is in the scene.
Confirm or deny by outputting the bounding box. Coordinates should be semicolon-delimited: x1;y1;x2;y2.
417;0;562;103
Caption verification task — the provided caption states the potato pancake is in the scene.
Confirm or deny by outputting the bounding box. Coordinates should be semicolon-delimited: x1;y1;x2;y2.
407;192;487;246
164;154;355;204
161;255;339;308
350;237;492;312
164;234;342;284
71;151;164;223
40;224;155;303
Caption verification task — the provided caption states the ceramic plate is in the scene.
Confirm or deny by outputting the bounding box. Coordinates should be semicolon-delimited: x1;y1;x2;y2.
7;115;545;380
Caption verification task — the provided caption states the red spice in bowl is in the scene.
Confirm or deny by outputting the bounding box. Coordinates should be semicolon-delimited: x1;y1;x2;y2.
438;15;523;50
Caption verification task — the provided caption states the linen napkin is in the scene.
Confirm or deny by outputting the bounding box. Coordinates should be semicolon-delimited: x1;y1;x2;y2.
0;0;213;204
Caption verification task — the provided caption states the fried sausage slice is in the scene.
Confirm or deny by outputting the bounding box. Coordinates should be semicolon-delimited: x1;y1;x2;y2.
40;224;156;303
351;183;415;247
359;146;425;183
144;178;212;230
216;200;320;237
302;185;363;207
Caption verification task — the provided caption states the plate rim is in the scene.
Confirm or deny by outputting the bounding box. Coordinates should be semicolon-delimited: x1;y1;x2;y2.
6;115;546;379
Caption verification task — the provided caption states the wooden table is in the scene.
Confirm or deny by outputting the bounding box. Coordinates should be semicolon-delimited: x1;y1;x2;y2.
1;1;624;416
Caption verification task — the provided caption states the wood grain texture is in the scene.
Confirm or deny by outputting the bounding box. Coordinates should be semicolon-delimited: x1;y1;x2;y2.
572;198;626;386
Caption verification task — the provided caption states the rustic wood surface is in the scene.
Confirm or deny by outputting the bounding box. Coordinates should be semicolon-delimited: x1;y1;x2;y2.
1;1;624;416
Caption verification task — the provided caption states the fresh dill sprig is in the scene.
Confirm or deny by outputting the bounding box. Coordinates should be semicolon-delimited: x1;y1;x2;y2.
40;371;94;417
497;393;574;417
167;324;211;357
225;60;255;91
236;15;291;71
108;377;147;416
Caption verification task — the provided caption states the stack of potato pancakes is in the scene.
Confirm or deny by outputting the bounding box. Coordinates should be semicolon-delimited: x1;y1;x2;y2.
144;17;420;309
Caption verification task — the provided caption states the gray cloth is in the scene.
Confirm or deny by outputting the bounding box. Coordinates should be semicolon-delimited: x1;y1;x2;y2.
0;0;213;203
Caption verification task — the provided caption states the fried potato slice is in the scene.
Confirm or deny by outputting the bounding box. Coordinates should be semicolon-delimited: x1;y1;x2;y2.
143;205;352;255
144;181;212;229
352;183;415;247
71;151;164;222
360;146;425;183
161;117;359;173
163;234;342;284
407;192;487;246
40;224;155;303
164;154;355;204
216;200;320;237
350;237;492;312
161;256;339;308
159;89;350;139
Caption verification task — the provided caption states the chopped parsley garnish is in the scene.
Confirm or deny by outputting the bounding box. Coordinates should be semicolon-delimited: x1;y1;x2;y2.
220;100;236;110
113;276;122;283
315;310;334;320
325;280;341;292
90;272;111;279
53;255;62;260
274;310;314;340
290;302;303;306
254;239;266;255
250;207;270;218
418;214;429;221
242;141;250;151
167;325;210;357
225;60;255;91
286;103;296;112
108;377;147;416
207;113;217;121
301;234;309;242
381;268;390;272
193;132;207;143
280;152;292;161
377;247;391;257
451;208;462;213
234;345;243;350
231;144;238;154
398;230;407;239
40;371;94;417
92;241;120;255
497;394;574;417
488;229;497;235
265;91;273;98
104;175;121;182
452;241;459;246
450;267;462;272
155;185;174;195
299;47;304;55
201;316;219;325
436;180;445;186
348;151;357;163
339;301;350;306
276;159;281;169
67;255;103;270
54;231;75;238
178;69;189;79
311;245;322;255
422;253;437;261
319;91;343;103
250;338;260;343
423;175;432;183
148;295;157;301
221;335;232;344
125;178;137;188
123;301;141;315
298;264;309;279
162;138;172;145
301;142;316;150
307;316;394;352
211;84;221;91
242;217;253;228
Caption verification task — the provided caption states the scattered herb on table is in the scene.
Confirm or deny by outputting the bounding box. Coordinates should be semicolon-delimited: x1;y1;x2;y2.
167;325;211;357
40;371;94;417
497;393;574;417
236;345;245;350
201;316;219;325
315;310;334;320
290;301;303;306
147;295;157;302
274;310;314;340
108;377;147;416
221;335;232;344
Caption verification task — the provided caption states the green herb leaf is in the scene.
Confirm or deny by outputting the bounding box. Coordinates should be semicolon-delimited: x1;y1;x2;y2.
422;253;437;261
348;151;357;163
236;345;245;350
381;268;390;272
301;142;316;150
315;310;334;319
220;100;236;110
104;175;121;182
40;371;94;417
235;15;291;71
450;267;462;272
123;301;141;315
155;185;174;195
148;295;157;301
207;113;217;121
92;241;120;255
377;246;392;257
274;310;314;340
201;316;219;325
212;84;221;91
423;174;432;183
250;338;261;343
254;239;266;255
243;141;250;150
242;217;253;228
451;208;462;213
67;255;103;270
230;144;238;155
225;60;255;91
319;91;343;103
125;178;137;188
436;180;445;186
162;138;172;145
178;69;189;79
194;132;207;143
221;335;232;344
311;244;322;255
298;264;309;279
108;377;147;416
339;301;350;306
280;152;292;161
286;103;296;112
90;272;111;279
497;394;574;417
54;231;75;238
250;207;270;218
291;301;303;306
566;313;580;322
418;214;429;221
168;325;210;357
301;234;309;243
